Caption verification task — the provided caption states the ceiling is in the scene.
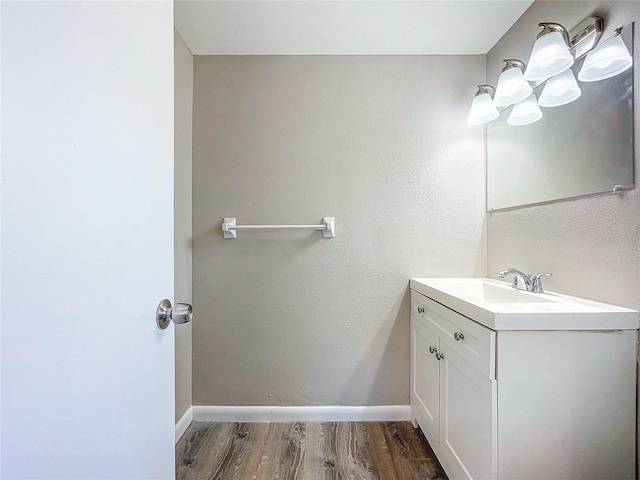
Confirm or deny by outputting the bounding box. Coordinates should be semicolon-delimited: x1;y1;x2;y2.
175;0;534;56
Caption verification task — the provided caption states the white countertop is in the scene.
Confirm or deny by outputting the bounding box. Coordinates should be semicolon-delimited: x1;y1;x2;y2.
410;277;640;331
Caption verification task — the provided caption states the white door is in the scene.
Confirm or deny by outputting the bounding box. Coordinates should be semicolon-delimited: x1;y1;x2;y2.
1;2;175;478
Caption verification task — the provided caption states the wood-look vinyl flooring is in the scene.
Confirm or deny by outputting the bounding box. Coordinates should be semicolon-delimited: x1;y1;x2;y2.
176;421;448;480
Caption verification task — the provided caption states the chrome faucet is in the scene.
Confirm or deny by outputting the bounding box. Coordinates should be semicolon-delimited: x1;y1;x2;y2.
497;268;532;291
497;268;552;293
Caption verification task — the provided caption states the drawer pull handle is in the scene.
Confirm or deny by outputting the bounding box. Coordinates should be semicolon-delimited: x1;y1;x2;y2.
454;332;464;342
417;307;425;314
435;352;444;361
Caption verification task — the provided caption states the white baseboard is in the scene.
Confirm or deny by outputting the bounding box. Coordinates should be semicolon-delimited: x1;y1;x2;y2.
175;407;193;443
192;405;410;423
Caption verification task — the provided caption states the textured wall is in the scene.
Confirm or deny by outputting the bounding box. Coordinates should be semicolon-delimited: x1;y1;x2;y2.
192;55;486;406
486;1;640;310
485;0;640;468
174;31;193;422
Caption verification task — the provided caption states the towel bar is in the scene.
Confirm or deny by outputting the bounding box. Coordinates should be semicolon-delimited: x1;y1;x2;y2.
222;217;335;239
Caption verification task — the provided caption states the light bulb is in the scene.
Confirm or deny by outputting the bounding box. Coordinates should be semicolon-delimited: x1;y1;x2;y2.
508;94;543;126
493;60;533;107
467;85;499;126
524;24;574;82
538;69;581;107
578;32;632;82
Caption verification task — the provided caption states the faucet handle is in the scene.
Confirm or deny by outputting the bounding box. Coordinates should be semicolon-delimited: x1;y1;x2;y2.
532;273;552;293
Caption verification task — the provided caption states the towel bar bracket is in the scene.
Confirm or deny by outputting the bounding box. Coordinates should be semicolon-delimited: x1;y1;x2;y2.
222;218;237;238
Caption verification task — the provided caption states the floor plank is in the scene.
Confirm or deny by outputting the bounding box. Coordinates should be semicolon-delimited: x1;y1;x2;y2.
176;422;448;480
381;422;444;479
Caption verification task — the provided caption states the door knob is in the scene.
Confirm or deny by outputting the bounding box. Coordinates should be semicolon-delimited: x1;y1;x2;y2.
156;299;193;330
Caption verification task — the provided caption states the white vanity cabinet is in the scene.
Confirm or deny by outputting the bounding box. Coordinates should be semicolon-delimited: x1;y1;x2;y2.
410;282;638;480
411;292;497;480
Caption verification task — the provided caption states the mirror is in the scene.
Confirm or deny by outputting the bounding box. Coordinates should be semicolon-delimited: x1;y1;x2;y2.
487;24;634;211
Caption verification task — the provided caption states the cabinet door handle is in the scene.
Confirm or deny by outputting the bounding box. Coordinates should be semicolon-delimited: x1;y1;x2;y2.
435;352;444;361
454;332;464;342
417;307;425;314
429;346;436;354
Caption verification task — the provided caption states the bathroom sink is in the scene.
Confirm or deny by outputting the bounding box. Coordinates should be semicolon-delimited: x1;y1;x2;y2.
441;280;557;304
410;277;639;331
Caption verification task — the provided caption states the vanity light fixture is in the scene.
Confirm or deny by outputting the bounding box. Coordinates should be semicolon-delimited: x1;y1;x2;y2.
467;85;499;125
466;16;608;126
538;68;581;107
507;94;543;126
524;23;574;81
493;60;532;107
578;28;633;82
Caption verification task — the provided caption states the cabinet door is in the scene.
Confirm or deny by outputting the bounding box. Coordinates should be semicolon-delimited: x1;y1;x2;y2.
411;316;440;441
439;342;497;480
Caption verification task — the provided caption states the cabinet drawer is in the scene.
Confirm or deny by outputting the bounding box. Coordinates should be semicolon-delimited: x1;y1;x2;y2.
411;290;495;379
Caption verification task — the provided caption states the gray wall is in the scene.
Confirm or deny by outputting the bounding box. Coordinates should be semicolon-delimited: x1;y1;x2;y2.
485;0;640;466
174;31;193;422
192;55;487;406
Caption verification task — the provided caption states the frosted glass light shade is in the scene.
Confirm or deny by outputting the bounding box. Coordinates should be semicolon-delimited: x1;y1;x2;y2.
524;31;574;82
467;92;499;125
578;34;633;82
508;94;543;126
494;66;533;107
538;69;581;107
